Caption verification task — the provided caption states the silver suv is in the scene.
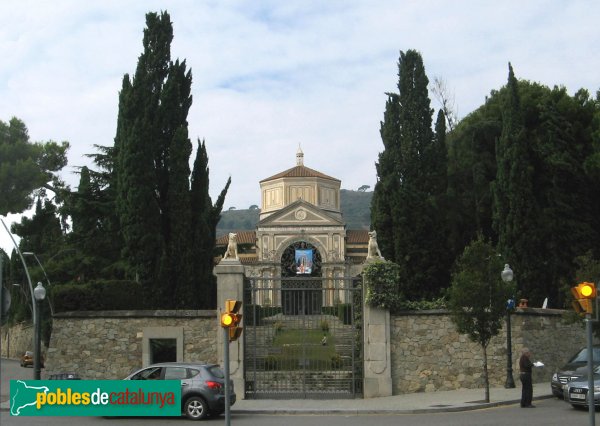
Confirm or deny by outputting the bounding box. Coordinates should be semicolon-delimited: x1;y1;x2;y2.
551;345;600;397
125;362;235;420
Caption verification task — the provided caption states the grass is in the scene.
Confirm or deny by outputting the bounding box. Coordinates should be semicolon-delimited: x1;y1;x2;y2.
266;329;339;370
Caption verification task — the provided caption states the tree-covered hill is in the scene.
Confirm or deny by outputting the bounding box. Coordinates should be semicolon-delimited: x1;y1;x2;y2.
216;189;373;236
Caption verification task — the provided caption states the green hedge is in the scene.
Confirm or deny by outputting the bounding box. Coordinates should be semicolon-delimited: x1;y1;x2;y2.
322;304;353;325
244;305;282;325
53;280;146;312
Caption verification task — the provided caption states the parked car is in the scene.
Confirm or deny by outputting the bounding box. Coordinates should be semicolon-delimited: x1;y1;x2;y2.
48;372;81;380
563;365;600;409
124;362;235;420
551;345;600;397
20;351;44;368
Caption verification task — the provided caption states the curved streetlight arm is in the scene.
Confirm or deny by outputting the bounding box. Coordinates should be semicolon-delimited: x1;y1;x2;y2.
1;220;37;323
1;218;39;379
23;252;54;316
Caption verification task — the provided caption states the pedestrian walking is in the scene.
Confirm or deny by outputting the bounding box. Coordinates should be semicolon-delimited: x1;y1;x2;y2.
519;347;534;407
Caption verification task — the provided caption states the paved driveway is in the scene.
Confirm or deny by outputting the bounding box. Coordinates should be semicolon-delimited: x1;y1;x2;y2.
1;358;38;403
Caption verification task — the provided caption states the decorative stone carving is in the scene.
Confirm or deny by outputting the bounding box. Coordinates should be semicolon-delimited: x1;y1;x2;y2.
367;230;383;260
295;209;307;221
222;232;239;260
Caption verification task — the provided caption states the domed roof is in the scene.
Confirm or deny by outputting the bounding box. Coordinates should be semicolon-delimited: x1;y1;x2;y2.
260;146;340;183
260;164;340;183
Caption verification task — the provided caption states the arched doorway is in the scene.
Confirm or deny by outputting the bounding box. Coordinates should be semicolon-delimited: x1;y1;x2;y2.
280;241;322;315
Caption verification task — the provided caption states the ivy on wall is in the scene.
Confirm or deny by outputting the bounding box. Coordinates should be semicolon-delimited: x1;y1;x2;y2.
363;260;403;310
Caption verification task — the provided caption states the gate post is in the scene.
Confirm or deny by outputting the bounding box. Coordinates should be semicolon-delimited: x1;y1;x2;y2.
215;259;245;398
363;302;393;397
361;256;393;398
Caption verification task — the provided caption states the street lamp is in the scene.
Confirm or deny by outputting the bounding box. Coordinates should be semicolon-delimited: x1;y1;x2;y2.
1;219;39;380
23;252;54;316
33;282;46;380
502;264;515;388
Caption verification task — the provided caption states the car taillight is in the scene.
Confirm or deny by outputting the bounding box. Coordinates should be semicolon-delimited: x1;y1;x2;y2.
205;381;222;390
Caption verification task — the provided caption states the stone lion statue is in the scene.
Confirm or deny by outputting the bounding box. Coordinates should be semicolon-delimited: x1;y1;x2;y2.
222;232;238;260
367;230;383;260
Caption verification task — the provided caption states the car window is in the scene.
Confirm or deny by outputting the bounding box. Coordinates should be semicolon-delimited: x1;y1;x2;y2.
130;367;162;380
207;366;224;378
570;347;600;363
187;368;200;378
164;367;188;380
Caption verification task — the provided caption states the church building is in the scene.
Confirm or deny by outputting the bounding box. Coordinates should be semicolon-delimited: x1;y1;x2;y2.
216;147;370;314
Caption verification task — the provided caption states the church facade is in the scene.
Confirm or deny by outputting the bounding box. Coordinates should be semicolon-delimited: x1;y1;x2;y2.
216;148;369;311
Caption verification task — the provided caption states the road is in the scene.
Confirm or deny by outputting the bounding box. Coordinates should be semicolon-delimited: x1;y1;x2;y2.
2;357;597;425
2;398;596;426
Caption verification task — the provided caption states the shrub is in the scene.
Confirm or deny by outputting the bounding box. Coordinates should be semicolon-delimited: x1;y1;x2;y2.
53;280;145;312
363;260;403;310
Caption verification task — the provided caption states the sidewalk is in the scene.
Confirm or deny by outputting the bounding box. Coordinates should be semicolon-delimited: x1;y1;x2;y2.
231;382;553;414
1;380;553;414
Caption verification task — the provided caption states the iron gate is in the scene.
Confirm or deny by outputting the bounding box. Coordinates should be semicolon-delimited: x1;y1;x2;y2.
244;276;363;399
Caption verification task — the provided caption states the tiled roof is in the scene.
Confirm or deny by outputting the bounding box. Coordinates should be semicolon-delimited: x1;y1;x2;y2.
260;165;340;183
346;230;369;244
217;230;369;245
216;231;256;246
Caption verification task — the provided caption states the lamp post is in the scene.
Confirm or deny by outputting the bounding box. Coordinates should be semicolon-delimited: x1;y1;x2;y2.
502;264;515;388
33;282;46;380
1;219;38;380
23;252;54;316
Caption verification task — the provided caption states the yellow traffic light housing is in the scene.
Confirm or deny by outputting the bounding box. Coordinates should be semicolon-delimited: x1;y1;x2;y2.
571;282;597;315
220;312;235;327
220;299;243;342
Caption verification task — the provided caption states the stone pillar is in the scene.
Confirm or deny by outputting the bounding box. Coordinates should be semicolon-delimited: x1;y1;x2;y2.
363;302;393;397
215;259;245;398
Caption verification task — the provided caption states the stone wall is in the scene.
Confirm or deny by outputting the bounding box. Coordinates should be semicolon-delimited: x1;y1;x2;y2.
0;322;34;359
46;310;218;380
390;307;590;394
5;305;591;397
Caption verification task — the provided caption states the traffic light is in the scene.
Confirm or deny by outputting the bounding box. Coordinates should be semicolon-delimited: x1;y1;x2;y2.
571;282;597;315
220;299;243;342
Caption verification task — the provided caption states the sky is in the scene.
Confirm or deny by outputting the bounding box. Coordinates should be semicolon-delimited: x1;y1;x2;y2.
1;0;599;255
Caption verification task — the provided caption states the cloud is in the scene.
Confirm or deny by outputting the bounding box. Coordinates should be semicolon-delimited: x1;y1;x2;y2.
1;0;599;253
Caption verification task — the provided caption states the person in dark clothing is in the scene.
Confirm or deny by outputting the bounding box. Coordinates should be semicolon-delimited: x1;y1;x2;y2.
519;348;534;407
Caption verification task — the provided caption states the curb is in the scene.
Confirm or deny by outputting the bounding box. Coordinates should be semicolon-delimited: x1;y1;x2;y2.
230;394;554;415
1;394;554;415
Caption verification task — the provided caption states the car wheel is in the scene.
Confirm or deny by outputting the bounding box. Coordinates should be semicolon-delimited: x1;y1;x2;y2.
184;396;208;420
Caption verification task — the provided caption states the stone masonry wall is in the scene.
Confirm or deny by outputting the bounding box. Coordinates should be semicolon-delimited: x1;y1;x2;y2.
0;322;34;359
46;310;217;380
390;308;590;394
5;306;591;395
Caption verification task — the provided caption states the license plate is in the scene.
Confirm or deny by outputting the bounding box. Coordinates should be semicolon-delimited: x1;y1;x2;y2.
570;392;587;400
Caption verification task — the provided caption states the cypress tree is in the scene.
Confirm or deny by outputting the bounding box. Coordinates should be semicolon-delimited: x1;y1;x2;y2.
163;127;193;307
113;11;228;307
372;50;450;299
190;140;230;309
372;93;400;261
492;64;540;302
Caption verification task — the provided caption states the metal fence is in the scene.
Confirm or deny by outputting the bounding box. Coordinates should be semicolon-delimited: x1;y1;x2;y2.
244;276;363;399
